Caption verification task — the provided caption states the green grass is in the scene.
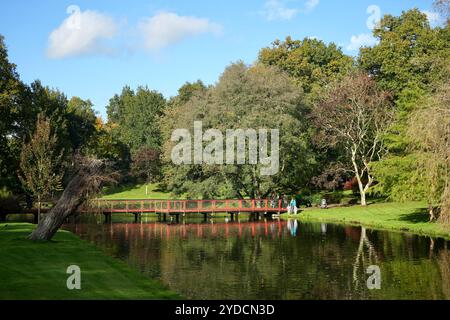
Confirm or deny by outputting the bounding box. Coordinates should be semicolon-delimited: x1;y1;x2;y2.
283;201;450;240
102;183;178;200
0;223;180;299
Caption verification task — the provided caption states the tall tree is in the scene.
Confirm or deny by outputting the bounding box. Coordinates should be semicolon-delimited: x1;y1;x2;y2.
106;86;166;154
258;37;354;102
162;62;316;199
313;72;394;206
359;9;450;97
408;77;450;223
19;115;63;222
66;97;98;153
0;35;28;191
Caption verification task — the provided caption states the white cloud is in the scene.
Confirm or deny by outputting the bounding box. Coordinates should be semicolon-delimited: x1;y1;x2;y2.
138;12;222;51
260;0;319;21
260;0;299;21
305;0;320;12
47;10;118;59
346;33;378;52
422;10;442;25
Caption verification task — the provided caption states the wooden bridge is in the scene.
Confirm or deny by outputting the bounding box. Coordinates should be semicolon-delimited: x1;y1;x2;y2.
1;199;289;224
83;199;289;223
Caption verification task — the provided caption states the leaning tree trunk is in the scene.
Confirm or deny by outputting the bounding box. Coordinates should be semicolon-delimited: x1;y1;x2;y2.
29;158;106;241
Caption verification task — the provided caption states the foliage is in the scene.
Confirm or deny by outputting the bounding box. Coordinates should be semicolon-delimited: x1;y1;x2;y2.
313;72;394;206
369;154;427;201
162;62;317;199
107;86;166;154
0;35;28;191
359;9;450;97
18;115;64;214
258;36;354;102
131;146;160;184
66;97;98;152
408;77;450;223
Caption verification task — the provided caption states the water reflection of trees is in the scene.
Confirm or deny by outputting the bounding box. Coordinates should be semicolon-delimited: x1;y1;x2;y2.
64;220;450;300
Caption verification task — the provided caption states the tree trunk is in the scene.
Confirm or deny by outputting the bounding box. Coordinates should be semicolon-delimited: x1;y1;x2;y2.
37;195;41;224
360;190;367;206
28;159;105;241
352;150;367;206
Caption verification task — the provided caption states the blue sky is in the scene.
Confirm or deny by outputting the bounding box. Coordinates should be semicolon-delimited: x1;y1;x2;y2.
0;0;439;118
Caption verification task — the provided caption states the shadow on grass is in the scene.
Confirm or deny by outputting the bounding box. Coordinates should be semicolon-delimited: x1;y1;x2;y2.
398;208;429;224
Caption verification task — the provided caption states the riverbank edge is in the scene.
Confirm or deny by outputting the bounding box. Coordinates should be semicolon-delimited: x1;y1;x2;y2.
0;222;181;300
281;202;450;240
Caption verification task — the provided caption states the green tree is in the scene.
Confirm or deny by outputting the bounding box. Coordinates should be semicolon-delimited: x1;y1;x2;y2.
361;9;450;202
66;97;98;153
359;9;450;97
258;36;354;102
0;35;28;191
408;77;450;223
162;62;316;199
19;115;63;222
106;86;166;154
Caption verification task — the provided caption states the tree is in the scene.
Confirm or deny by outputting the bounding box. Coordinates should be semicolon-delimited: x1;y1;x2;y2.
258;36;354;102
28;156;115;240
162;62;316;199
131;147;160;194
0;34;28;191
359;9;450;97
358;9;450;202
19;115;63;222
313;72;394;206
66;97;97;153
106;86;166;154
408;77;450;223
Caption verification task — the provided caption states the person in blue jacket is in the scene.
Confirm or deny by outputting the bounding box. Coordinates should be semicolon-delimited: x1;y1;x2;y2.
288;198;298;215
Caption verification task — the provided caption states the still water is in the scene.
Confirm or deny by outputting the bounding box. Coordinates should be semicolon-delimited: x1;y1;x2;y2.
63;215;450;300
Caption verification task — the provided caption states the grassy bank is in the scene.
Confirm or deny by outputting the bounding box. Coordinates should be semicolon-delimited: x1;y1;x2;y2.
0;223;179;299
102;183;175;200
283;202;450;240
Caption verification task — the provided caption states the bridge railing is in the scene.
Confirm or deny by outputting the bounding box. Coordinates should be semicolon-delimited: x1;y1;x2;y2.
83;198;286;213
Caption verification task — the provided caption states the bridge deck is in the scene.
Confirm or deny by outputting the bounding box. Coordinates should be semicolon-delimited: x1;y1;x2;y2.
84;199;288;215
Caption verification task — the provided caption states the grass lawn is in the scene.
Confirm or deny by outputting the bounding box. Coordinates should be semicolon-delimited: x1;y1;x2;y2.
0;223;180;299
102;183;178;200
283;201;450;240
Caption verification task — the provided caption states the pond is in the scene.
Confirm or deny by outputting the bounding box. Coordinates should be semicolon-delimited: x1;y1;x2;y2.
63;214;450;300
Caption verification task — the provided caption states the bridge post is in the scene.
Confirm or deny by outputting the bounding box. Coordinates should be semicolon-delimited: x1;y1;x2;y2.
33;212;38;224
175;214;180;223
134;213;141;223
104;212;111;223
230;212;234;222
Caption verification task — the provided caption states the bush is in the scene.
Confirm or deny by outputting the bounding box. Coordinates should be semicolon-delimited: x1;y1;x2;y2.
0;188;21;213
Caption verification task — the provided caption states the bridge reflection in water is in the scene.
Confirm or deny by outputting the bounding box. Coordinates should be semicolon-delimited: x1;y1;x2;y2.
71;219;294;241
